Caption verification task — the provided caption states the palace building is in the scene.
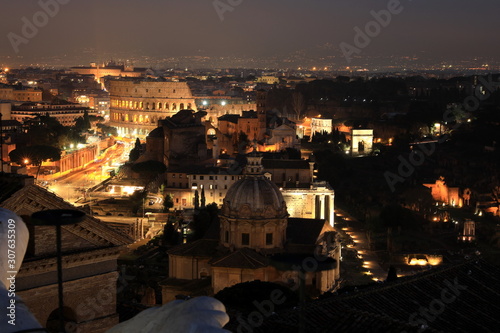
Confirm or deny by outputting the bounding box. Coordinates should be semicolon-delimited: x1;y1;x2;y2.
108;78;197;138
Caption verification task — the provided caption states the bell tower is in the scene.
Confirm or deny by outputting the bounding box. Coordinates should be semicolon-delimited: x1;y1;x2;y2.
256;90;267;140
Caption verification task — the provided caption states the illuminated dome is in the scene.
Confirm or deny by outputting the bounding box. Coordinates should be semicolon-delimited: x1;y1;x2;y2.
221;153;287;220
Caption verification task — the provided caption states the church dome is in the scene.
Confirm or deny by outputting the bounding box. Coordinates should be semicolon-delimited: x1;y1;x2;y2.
222;175;287;219
221;151;288;220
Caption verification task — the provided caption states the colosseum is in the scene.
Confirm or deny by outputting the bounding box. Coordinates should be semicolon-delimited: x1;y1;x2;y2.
109;78;197;137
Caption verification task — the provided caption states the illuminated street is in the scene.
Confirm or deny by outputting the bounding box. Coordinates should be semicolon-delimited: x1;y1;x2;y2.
335;208;387;282
39;141;129;204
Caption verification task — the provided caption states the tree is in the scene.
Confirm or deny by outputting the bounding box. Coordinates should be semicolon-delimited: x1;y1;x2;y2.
191;203;218;240
129;190;147;215
291;91;306;120
9;145;61;179
74;110;91;132
129;138;142;162
97;123;118;137
131;160;167;192
194;190;200;210
163;193;174;212
162;220;179;247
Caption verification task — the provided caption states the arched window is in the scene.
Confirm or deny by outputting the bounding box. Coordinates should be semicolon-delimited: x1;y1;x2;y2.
146;103;150;110
158;102;162;109
187;103;192;109
172;103;177;110
180;103;185;110
165;103;170;110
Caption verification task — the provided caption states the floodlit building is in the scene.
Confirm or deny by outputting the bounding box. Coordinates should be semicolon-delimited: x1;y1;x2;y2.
109;78;197;137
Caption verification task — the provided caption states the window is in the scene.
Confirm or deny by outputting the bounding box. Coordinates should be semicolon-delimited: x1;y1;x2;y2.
172;182;176;187
224;185;227;189
172;174;176;178
225;231;229;243
242;233;250;246
215;185;218;189
266;233;273;245
200;176;204;180
224;176;227;180
210;185;213;190
193;175;196;180
209;176;213;180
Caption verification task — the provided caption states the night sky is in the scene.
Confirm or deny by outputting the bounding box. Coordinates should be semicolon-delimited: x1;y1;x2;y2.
1;0;500;66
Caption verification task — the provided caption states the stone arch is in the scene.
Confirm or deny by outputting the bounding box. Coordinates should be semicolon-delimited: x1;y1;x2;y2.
165;103;170;110
172;103;177;111
180;103;185;110
358;140;365;152
158;102;162;110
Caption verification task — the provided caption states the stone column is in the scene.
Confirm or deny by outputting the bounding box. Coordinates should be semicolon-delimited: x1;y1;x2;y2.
329;195;335;227
319;195;325;220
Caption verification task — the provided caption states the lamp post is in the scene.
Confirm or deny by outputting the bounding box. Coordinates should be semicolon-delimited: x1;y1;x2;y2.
31;209;85;333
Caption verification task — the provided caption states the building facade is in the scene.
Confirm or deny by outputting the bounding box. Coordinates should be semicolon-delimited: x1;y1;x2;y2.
109;79;197;137
11;102;96;127
0;85;43;102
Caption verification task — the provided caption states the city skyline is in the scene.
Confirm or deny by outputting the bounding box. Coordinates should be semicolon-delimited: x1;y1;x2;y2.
1;0;500;69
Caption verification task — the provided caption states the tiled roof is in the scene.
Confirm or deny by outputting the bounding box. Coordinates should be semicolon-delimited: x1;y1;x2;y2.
258;259;500;332
210;247;268;269
0;178;133;246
